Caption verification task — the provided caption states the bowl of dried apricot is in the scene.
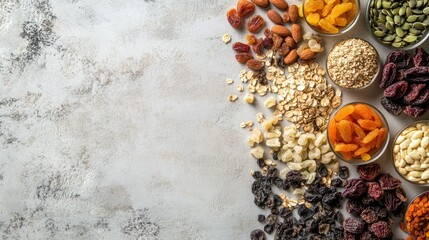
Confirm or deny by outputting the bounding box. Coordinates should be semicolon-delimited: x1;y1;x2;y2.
327;102;390;164
303;0;360;35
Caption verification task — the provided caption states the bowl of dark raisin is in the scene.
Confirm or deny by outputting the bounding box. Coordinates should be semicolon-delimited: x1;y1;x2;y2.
327;102;390;165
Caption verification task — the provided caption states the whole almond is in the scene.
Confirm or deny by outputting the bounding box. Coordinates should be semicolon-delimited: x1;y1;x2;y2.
291;24;302;43
270;0;288;11
285;36;296;49
251;0;269;8
271;25;291;37
283;12;290;23
298;48;317;60
289;5;299;23
267;10;283;25
284;49;298;64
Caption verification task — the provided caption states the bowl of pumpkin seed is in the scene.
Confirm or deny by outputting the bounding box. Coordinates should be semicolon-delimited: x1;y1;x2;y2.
366;0;429;50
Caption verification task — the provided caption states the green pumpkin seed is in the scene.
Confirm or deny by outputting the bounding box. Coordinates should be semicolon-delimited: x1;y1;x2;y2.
371;0;375;7
386;21;394;30
407;15;419;22
413;22;426;29
423;19;429;25
392;2;399;8
409;28;422;34
396;27;406;37
383;34;395;41
407;7;413;17
416;0;423;8
392;42;405;48
374;30;387;37
394;36;403;42
392;7;400;15
410;0;417;8
404;35;418;42
413;9;423;14
418;14;426;21
382;1;391;9
387;15;394;23
399;7;406;16
402;22;412;30
377;0;382;9
423;7;429;15
394;15;402;25
424;0;428;5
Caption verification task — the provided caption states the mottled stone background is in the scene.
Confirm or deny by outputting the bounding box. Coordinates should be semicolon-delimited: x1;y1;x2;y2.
0;0;428;239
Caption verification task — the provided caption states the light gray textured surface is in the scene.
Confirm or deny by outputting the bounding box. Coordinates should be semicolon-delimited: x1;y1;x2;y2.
0;0;428;239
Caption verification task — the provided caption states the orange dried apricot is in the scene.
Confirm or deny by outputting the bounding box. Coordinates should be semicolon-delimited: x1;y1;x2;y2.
305;0;325;12
321;3;334;17
318;18;339;33
361;153;371;161
330;2;353;18
334;104;355;121
357;119;379;130
328;119;337;143
371;109;382;127
362;128;380;144
335;17;348;26
337;120;352;142
375;128;388;148
346;3;358;22
354;145;372;156
352;123;366;138
334;143;358;152
306;13;320;26
340;151;352;160
354;104;373;120
324;15;336;25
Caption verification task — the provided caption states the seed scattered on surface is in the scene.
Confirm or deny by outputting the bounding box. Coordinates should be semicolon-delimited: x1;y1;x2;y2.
222;34;232;44
229;94;238;102
226;78;234;84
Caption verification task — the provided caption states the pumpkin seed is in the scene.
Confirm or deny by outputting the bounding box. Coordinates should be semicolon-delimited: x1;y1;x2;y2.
407;7;413;17
418;14;426;22
413;22;426;30
386;15;394;23
407;15;419;22
394;36;403;42
374;30;387;37
416;0;423;8
391;2;399;9
402;22;412;30
382;1;391;9
377;0;382;9
409;28;421;34
396;27;406;37
404;35;418;42
379;13;387;21
383;34;395;41
410;0;417;8
394;15;401;25
386;21;395;31
412;9;423;14
424;7;429;15
399;7;406;16
392;7;400;15
392;42;405;48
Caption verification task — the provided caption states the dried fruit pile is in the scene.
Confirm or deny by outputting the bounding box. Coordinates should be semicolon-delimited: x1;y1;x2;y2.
380;48;429;117
328;103;388;162
405;192;429;240
250;162;348;240
343;163;407;239
304;0;359;34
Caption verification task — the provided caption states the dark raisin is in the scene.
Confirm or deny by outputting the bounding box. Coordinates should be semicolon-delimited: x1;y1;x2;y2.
381;97;403;115
357;163;380;181
367;182;383;201
403;66;429;82
339;166;349;179
343;218;366;234
263;37;273;49
360;230;378;240
233;42;251;52
318;164;328;177
411;88;429;105
361;194;376;205
403;84;426;103
282;180;290;190
253;171;263;180
386;51;411;69
360;207;378;224
322;192;342;208
273;177;284;188
369;221;392;238
257;159;266;168
331;178;343;187
344;231;357;240
272;151;279;160
380;63;397;88
414;47;429;67
258;214;266;223
403;105;425;117
297;204;315;221
382;190;402;211
273;194;283;206
251;229;266;240
271;208;279;215
267;167;279;179
378;173;401;190
266;198;275;209
383;80;408;99
285;170;302;188
346;199;365;214
343;179;367;199
264;224;275;234
279;207;291;218
334;211;344;224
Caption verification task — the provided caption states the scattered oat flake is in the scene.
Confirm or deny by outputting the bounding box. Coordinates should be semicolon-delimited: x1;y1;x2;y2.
240;122;247;128
226;78;234;84
229;94;238;102
222;34;231;44
236;85;244;92
246;121;254;127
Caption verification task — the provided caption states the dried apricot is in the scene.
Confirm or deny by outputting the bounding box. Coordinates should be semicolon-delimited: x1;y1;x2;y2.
335;17;347;26
375;128;388;148
354;145;372;156
362;128;380;144
340;151;353;160
371;110;382;127
318;18;339;33
306;13;320;26
328;120;337;143
361;153;371;161
346;3;358;22
354;104;373;120
352;123;366;138
358;119;379;130
305;0;325;12
338;120;352;142
321;3;334;17
335;143;358;152
330;2;353;18
324;15;337;25
334;104;355;121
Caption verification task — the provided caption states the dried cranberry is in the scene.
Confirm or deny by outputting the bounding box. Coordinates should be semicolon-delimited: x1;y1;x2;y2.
369;221;392;238
386;51;411;69
403;83;426;103
343;179;367;199
402;67;429;82
357;163;380;181
414;47;429;67
383;80;408;99
343;218;366;234
380;63;397;88
378;173;401;190
381;97;403;115
403;105;425;117
367;182;383;201
250;229;266;240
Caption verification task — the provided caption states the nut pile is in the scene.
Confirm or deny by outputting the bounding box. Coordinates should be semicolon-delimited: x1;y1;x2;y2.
304;0;359;34
380;48;429;117
343;163;407;239
328;103;388;162
405;192;429;240
394;122;429;183
368;0;429;48
327;38;379;89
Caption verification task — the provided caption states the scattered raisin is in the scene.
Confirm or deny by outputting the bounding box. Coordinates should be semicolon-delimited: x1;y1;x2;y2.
378;173;401;190
403;83;426;103
237;0;255;18
360;208;378;224
252;38;264;55
247;15;266;33
246;59;265;70
343;179;367;199
262;37;273;49
263;224;274;234
402;67;429;82
346;199;365;214
318;164;328;177
367;182;383;201
272;34;283;51
411;88;429;106
235;53;253;64
227;9;243;29
277;42;290;56
258;214;266;223
357;163;380;181
285;170;302;188
343;218;366;234
383;190;402;211
339;166;349;179
250;229;266;240
233;42;251;53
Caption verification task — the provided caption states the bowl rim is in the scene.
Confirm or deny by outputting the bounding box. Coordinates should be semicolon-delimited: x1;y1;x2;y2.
404;190;429;239
365;0;429;51
302;0;361;36
327;102;391;165
392;120;429;186
326;38;381;90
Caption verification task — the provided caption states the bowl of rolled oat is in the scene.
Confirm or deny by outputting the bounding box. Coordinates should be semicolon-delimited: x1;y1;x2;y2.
326;38;380;90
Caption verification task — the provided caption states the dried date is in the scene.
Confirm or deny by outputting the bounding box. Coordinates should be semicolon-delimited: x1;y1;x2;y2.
403;67;429;82
381;97;403;116
411;88;429;106
235;53;253;64
403;105;425;117
227;9;243;29
233;42;251;53
237;0;255;18
414;47;429;67
357;163;380;181
386;51;411;69
380;63;397;88
247;15;266;33
252;38;264;55
383;80;408;99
